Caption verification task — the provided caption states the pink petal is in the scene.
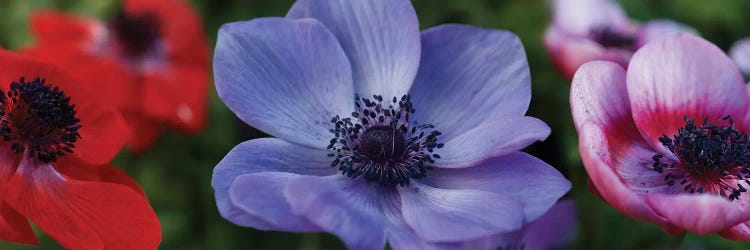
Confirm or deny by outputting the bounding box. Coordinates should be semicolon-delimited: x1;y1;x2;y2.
626;34;748;150
544;28;630;79
646;194;750;234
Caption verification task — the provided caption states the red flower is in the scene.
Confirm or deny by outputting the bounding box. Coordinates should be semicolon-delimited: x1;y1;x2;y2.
24;0;210;152
0;50;161;249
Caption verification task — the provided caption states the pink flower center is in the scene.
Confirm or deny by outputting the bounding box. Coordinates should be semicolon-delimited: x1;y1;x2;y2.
0;77;81;163
328;95;443;187
652;116;750;201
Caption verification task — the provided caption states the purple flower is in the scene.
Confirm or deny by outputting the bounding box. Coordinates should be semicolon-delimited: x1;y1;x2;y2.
456;200;578;250
544;0;697;79
211;0;570;248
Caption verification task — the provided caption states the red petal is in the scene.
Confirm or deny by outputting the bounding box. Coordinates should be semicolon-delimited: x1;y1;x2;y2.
5;159;161;250
54;157;145;197
0;203;37;245
29;11;97;47
123;113;161;153
141;65;208;133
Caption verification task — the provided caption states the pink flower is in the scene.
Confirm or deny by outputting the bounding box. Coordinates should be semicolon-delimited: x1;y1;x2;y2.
571;33;750;240
545;0;696;79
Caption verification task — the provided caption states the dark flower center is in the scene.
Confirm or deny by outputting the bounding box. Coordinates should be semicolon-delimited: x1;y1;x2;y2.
498;245;525;250
590;26;634;49
0;77;81;163
328;95;443;187
108;9;160;58
652;116;750;201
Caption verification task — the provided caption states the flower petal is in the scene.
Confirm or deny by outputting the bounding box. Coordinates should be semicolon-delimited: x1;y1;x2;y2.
729;37;750;76
627;34;748;150
544;28;631;79
570;61;631;131
5;158;161;250
229;172;320;231
577;122;679;232
286;0;421;98
0;203;36;245
550;0;631;36
214;17;354;148
422;152;570;222
646;194;750;234
29;11;97;47
211;138;335;230
285;175;394;250
719;222;750;242
122;113;161;154
399;182;524;242
635;20;698;48
140;64;208;133
432;116;550;168
410;24;533;140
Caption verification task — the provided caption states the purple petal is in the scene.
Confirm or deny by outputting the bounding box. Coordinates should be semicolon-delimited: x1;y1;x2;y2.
211;138;335;230
457;200;578;249
214;17;354;148
518;200;578;249
287;0;421;98
285;175;397;250
730;37;750;76
626;34;748;151
636;20;698;48
422;152;570;222
550;0;632;36
399;182;525;242
410;24;532;140
432;116;550;168
229;172;320;231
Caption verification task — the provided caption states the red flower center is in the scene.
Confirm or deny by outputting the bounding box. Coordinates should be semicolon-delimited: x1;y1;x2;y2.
108;9;161;59
652;116;750;200
0;77;81;163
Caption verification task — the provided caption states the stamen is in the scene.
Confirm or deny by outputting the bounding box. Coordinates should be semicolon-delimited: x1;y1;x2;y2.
590;26;635;49
108;9;160;58
652;116;750;201
0;77;81;163
328;95;442;187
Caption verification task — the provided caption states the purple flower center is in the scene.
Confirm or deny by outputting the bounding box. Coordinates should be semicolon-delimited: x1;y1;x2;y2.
498;245;525;250
0;77;81;163
652;116;750;201
328;95;443;187
590;26;634;49
108;9;161;59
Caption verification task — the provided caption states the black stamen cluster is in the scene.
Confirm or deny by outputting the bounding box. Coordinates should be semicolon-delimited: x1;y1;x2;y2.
0;77;81;163
590;26;635;49
653;116;750;200
109;9;160;57
328;95;443;187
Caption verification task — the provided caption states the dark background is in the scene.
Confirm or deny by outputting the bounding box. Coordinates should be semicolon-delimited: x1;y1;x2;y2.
1;0;750;249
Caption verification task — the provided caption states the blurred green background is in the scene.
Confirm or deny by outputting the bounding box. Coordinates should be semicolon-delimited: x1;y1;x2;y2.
1;0;750;249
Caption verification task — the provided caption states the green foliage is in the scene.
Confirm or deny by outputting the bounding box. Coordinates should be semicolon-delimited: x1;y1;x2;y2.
0;0;748;249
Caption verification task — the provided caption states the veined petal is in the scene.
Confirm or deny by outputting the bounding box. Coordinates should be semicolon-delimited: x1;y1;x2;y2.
646;194;750;234
433;116;550;168
5;158;161;250
399;182;524;242
626;34;749;151
410;24;532;140
285;175;395;250
286;0;421;98
421;152;570;222
211;138;335;230
214;17;354;148
635;20;698;48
